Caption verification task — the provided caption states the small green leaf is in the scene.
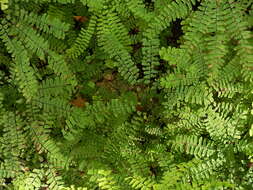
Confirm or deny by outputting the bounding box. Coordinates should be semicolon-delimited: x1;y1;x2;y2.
249;124;253;137
87;81;95;89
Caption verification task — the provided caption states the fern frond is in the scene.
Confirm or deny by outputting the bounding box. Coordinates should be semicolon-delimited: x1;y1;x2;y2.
38;76;72;98
0;21;39;102
32;96;72;118
29;121;70;169
205;109;242;142
47;51;78;87
98;9;131;49
61;185;88;190
16;0;75;4
189;159;224;183
80;0;104;12
84;95;137;127
169;135;216;158
88;169;121;190
45;167;66;189
126;0;155;23
66;16;97;59
141;35;160;84
0;162;20;179
106;33;140;84
8;22;49;60
14;9;70;39
126;175;155;190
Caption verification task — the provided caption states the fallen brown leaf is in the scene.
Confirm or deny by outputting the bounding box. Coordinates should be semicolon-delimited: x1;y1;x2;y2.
70;96;86;108
73;16;88;23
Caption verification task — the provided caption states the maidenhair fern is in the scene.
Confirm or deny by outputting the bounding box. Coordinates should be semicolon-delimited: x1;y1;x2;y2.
0;0;252;189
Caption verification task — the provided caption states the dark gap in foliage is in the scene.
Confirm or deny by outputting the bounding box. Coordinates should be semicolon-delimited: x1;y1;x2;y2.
41;73;55;81
36;55;53;81
74;20;83;30
245;2;253;14
129;28;140;35
129;28;142;63
137;63;145;80
150;96;160;106
73;15;89;31
4;178;12;185
0;64;9;75
166;19;183;48
157;59;174;76
157;60;167;72
129;28;143;76
201;133;211;140
149;163;160;177
144;0;155;11
0;8;4;17
87;47;93;55
158;120;166;130
144;0;153;4
192;0;202;11
37;5;48;15
36;60;49;70
131;42;142;54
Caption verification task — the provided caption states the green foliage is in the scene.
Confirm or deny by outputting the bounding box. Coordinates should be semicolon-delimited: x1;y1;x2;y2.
66;16;96;59
0;0;252;189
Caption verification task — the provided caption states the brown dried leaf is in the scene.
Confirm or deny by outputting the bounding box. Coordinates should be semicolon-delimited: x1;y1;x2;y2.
70;96;86;108
73;16;88;23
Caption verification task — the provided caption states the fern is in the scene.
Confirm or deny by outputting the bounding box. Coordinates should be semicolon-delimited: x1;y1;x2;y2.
0;0;252;189
14;9;70;39
169;135;216;158
66;16;97;59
